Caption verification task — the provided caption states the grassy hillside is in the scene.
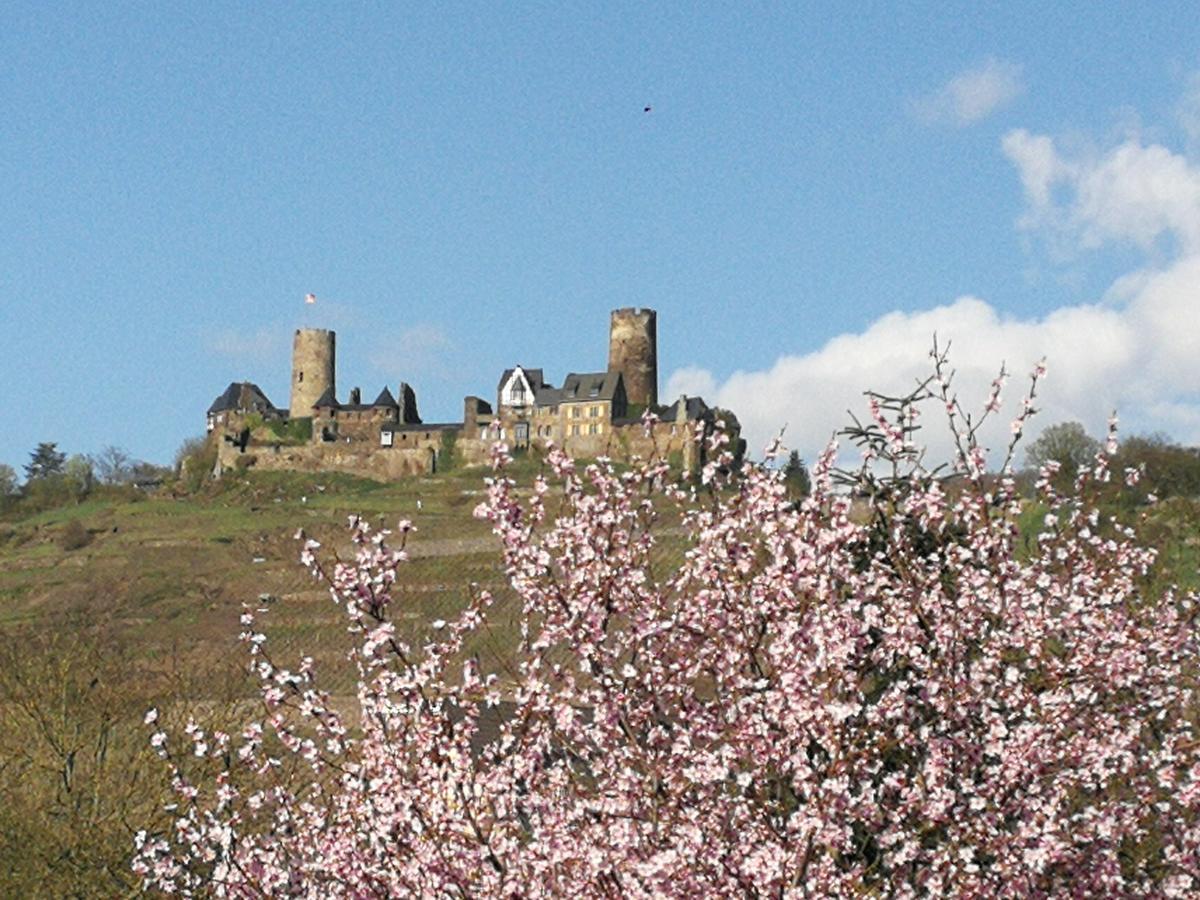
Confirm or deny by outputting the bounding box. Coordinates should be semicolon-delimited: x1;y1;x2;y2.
0;463;544;894
2;461;1197;895
0;465;538;693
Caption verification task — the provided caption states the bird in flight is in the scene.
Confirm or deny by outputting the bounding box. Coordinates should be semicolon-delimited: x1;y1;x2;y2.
643;106;652;113
305;293;317;305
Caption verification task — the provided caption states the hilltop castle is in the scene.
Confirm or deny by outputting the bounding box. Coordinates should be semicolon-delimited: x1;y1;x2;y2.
206;308;739;480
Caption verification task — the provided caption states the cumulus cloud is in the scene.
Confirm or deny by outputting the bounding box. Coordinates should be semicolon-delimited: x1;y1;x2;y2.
1003;129;1200;252
671;125;1200;466
914;58;1024;126
664;366;717;400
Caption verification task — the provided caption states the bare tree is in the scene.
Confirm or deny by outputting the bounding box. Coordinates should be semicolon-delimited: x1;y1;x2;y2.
92;445;134;485
0;464;17;497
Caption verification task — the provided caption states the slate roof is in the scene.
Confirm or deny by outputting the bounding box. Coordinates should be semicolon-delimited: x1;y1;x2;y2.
497;367;546;393
207;382;279;415
372;387;398;408
661;395;710;422
312;387;339;410
534;386;564;407
559;371;624;403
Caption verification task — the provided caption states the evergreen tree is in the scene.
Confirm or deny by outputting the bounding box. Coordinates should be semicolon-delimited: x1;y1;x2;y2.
782;449;811;497
24;442;66;481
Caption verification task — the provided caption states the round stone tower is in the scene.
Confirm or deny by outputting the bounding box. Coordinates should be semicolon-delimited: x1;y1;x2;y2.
608;308;658;408
290;328;336;419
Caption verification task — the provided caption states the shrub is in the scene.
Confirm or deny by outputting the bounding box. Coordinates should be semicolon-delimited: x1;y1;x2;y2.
175;437;217;493
1114;433;1200;503
134;354;1200;897
267;417;312;443
58;519;92;551
0;625;250;897
63;455;94;504
21;473;73;512
439;429;458;471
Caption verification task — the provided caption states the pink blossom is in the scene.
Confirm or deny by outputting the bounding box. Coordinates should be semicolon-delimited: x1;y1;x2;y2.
135;356;1200;897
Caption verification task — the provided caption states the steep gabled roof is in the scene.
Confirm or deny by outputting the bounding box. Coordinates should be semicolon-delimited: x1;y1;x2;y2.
372;387;398;408
560;371;623;403
312;386;339;410
497;366;546;393
207;382;277;415
661;395;711;422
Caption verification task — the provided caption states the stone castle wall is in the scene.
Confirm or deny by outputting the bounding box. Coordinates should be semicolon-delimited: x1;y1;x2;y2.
217;438;436;480
214;414;707;483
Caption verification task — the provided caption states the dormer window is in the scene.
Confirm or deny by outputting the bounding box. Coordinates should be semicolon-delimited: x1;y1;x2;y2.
589;386;599;398
511;381;526;404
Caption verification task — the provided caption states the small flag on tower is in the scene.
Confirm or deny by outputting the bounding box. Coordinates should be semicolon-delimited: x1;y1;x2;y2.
305;293;317;304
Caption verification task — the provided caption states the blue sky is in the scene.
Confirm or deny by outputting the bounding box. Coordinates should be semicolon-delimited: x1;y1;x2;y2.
3;2;1200;473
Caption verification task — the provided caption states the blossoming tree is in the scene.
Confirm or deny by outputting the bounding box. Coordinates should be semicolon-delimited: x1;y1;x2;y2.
135;352;1200;896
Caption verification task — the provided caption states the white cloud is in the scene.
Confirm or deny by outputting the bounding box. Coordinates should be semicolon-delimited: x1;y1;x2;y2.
206;327;286;364
915;58;1024;126
664;366;717;402
369;324;455;380
1003;129;1200;252
673;124;1200;466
